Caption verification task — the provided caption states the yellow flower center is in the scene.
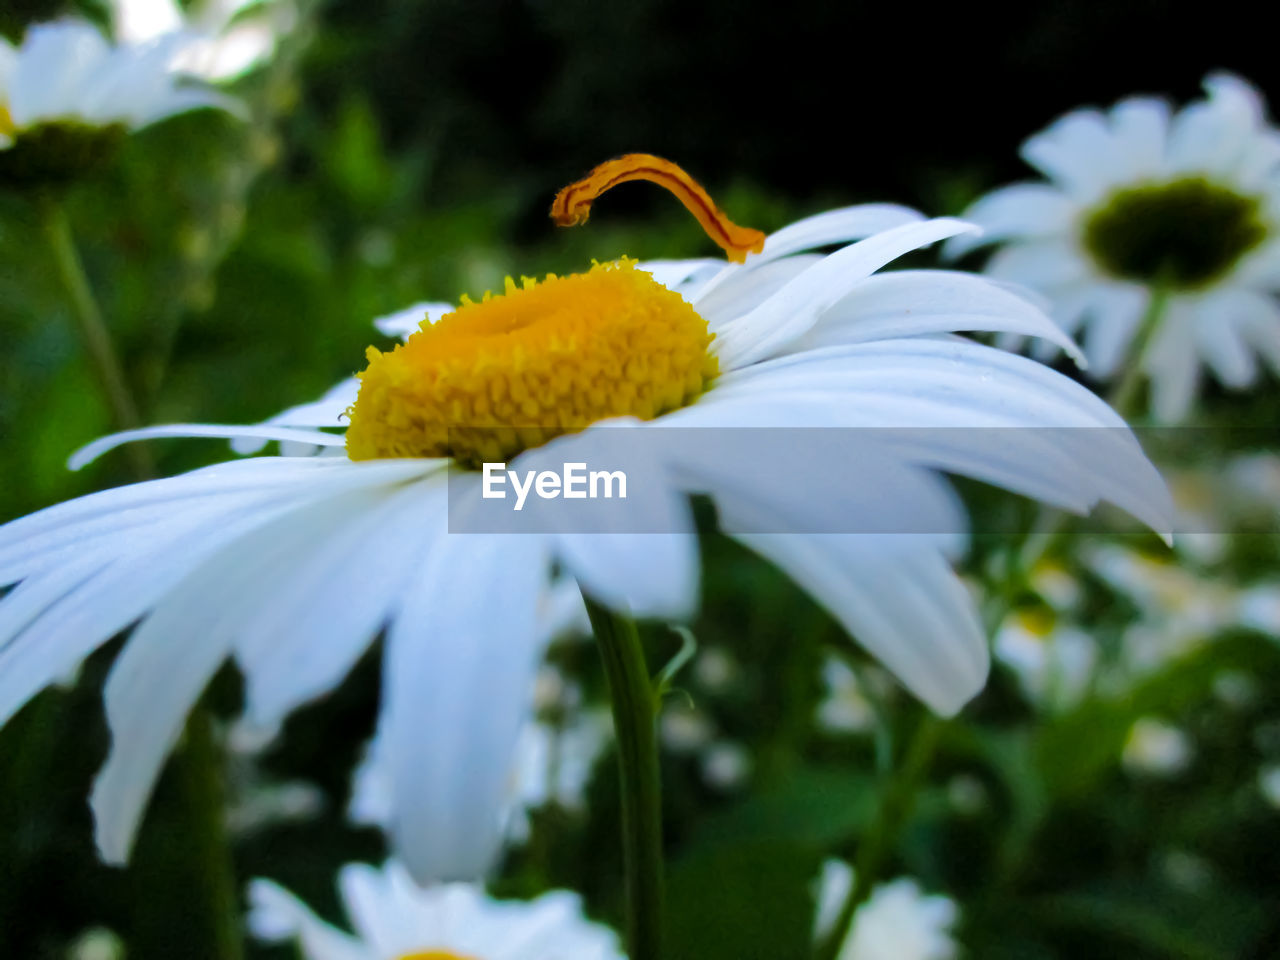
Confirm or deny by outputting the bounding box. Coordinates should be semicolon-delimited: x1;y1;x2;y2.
398;952;478;960
0;101;16;137
346;258;719;465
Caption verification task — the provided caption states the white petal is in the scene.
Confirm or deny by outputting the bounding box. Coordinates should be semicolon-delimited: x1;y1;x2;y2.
695;256;822;334
691;203;924;305
1109;96;1171;179
695;338;1173;534
247;879;372;960
384;517;551;883
730;528;987;715
70;423;348;470
1168;73;1263;176
1234;291;1280;373
1144;309;1202;423
984;239;1092;290
373;301;456;339
9;20;112;126
235;476;451;727
1190;290;1260;387
1235;238;1280;289
637;259;724;295
791;268;1084;364
1020;108;1122;201
520;427;699;621
230;379;361;454
945;183;1075;258
1080;283;1148;378
91;490;380;862
713;219;979;369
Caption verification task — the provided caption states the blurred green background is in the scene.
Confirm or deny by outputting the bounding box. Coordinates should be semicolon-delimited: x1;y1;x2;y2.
3;0;1280;957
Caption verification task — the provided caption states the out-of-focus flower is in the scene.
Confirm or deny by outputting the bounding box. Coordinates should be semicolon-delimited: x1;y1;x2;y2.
0;157;1168;884
111;0;296;81
1123;717;1193;776
1258;764;1280;809
248;860;624;960
1;19;239;183
814;860;959;960
816;655;878;734
66;928;125;960
221;718;324;837
952;74;1280;421
995;608;1097;711
351;701;613;844
1085;544;1242;676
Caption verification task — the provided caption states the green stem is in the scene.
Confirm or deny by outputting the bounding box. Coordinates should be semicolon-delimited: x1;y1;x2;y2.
38;195;154;477
582;593;665;960
1106;286;1170;420
813;716;941;960
179;708;244;960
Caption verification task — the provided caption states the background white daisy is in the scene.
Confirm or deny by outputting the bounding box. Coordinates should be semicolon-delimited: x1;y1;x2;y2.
950;73;1280;421
248;860;624;960
0;18;238;152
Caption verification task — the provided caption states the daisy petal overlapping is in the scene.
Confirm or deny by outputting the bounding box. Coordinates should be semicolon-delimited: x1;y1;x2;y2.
0;201;1171;886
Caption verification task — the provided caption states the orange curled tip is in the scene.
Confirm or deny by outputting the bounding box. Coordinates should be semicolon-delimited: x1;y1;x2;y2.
550;153;766;264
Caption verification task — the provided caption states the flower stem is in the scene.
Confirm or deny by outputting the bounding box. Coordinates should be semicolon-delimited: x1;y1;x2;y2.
38;195;154;477
178;708;245;960
582;593;665;960
1107;286;1170;419
813;715;941;960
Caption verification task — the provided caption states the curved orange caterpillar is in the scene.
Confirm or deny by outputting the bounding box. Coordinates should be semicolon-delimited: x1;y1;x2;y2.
551;153;766;264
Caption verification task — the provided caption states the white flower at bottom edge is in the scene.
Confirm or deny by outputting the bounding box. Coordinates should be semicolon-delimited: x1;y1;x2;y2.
248;861;623;960
814;860;958;960
949;73;1280;422
0;189;1171;885
0;18;239;153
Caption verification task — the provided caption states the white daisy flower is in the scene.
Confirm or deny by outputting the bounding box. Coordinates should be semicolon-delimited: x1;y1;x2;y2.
248;860;623;960
110;0;296;82
814;860;958;960
0;156;1169;883
0;18;238;180
950;74;1280;422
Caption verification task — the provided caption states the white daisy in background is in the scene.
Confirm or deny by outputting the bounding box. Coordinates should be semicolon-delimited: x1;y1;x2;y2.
248;860;624;960
0;18;239;179
1122;717;1194;777
815;655;879;735
111;0;296;82
0;156;1171;884
950;74;1280;421
994;608;1097;713
221;718;326;837
1259;765;1280;809
350;696;614;844
658;699;753;791
814;860;958;960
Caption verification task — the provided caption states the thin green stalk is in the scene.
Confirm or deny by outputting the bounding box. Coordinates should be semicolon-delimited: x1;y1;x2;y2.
38;195;153;477
582;593;665;960
1106;286;1170;419
813;716;941;960
178;708;244;960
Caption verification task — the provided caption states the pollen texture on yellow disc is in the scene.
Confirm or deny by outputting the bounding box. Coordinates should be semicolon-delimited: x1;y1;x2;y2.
345;258;719;465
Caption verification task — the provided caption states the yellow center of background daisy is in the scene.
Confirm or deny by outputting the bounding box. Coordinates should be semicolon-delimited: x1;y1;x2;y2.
398;951;479;960
345;258;719;465
0;102;15;137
